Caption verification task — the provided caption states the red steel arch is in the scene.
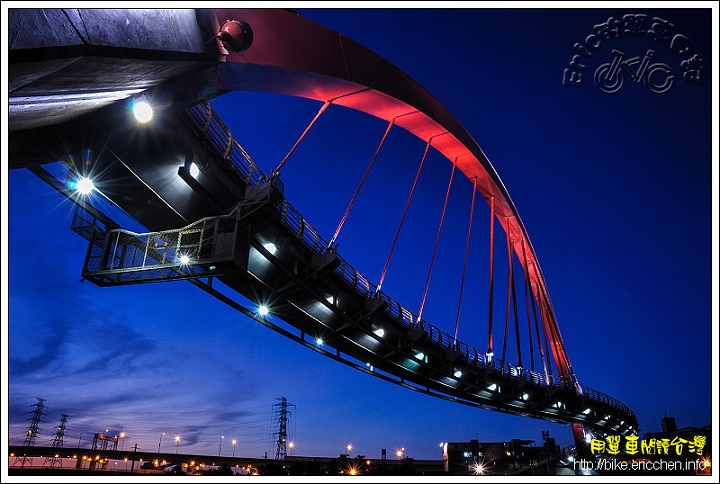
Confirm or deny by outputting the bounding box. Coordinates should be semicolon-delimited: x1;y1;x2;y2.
204;8;576;386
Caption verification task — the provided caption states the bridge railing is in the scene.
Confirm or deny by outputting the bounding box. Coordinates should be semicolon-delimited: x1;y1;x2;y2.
185;102;265;186
276;200;330;255
183;101;635;418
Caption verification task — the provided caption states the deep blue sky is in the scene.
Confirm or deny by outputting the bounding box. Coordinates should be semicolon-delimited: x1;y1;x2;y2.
3;6;717;466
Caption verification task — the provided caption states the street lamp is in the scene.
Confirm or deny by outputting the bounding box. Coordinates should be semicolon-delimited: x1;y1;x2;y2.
175;435;181;454
158;432;165;453
119;432;126;451
232;439;237;458
219;435;225;456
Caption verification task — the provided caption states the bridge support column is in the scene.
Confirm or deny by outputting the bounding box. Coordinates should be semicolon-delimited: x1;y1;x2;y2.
571;422;594;462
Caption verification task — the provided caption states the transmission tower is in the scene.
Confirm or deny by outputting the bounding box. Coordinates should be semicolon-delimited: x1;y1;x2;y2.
16;397;46;467
272;397;295;460
44;414;69;468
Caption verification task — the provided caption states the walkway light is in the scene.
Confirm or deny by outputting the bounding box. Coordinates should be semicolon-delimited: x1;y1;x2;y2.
263;242;277;254
189;163;200;179
133;98;153;123
73;176;95;195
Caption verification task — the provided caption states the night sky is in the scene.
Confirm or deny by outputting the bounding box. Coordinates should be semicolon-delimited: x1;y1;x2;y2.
3;5;716;468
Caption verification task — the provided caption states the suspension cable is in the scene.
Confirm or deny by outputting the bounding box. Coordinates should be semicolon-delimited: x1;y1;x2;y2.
540;303;554;383
510;234;522;369
417;161;457;325
501;219;511;368
527;261;549;380
328;118;395;249
453;176;478;343
487;195;495;358
376;139;432;293
520;240;536;372
532;284;548;379
275;99;333;174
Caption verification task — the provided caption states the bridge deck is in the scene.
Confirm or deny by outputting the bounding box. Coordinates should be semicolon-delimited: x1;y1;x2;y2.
68;101;638;437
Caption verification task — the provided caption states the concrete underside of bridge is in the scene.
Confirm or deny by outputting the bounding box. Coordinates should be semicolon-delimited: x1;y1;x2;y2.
8;7;639;447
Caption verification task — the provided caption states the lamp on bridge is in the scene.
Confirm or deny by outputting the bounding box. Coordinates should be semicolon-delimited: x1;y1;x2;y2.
175;435;181;454
216;20;253;52
232;438;237;457
218;435;224;456
132;96;153;123
158;432;165;453
72;176;95;195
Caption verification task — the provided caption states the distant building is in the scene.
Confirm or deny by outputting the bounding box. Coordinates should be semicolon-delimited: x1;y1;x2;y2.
635;418;712;476
443;436;560;475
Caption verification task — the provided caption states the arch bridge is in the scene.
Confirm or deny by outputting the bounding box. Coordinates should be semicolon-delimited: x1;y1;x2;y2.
8;8;639;451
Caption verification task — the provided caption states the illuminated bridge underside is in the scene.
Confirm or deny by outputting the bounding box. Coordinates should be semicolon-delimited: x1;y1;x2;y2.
73;182;635;436
67;100;637;437
9;8;638;439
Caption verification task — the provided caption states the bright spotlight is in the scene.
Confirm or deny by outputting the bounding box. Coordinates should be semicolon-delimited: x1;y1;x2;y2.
178;254;190;265
263;242;277;254
453;370;463;378
373;328;385;337
133;100;153;123
189;163;200;178
75;177;95;195
258;305;269;316
315;338;323;345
